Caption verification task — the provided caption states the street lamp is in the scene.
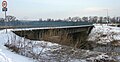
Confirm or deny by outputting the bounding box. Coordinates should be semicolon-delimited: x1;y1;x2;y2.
103;9;109;24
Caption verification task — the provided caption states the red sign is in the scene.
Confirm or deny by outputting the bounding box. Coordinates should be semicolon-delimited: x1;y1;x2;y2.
2;1;7;8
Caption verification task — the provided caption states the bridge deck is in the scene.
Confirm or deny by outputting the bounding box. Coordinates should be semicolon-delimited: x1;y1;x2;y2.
0;21;93;29
11;25;93;31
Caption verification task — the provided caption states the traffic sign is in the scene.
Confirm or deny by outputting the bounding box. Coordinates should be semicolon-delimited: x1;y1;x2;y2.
2;1;7;8
2;7;7;11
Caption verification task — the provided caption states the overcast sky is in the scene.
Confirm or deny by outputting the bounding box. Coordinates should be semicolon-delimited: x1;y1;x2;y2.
0;0;120;20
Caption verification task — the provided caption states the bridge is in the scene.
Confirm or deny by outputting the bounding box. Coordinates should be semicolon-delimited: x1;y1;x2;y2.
13;26;93;49
0;21;94;49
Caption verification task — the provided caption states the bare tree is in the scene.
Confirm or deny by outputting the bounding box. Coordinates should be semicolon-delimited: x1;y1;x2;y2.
6;15;16;22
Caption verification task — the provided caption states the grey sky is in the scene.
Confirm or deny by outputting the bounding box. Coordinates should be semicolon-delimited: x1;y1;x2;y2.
0;0;120;20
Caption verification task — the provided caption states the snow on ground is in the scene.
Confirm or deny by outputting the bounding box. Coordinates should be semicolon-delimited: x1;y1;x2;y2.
88;24;120;61
0;24;119;62
88;24;120;44
0;29;33;62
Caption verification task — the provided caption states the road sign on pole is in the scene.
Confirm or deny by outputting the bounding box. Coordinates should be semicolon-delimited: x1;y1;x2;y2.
2;0;8;33
2;0;7;12
2;1;7;8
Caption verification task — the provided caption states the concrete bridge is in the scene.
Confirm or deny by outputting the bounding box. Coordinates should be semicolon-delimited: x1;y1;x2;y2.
13;25;94;49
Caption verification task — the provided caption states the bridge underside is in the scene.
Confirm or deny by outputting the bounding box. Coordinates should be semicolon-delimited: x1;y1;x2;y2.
13;26;94;49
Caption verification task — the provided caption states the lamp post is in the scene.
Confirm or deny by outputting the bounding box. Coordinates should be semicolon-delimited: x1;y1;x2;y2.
106;9;109;23
103;9;109;24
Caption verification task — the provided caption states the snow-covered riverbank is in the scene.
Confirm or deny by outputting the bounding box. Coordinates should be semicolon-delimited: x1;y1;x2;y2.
89;24;120;44
0;24;120;62
0;30;34;62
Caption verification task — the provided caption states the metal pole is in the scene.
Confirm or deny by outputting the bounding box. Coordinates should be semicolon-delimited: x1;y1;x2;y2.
5;11;6;20
5;10;7;33
107;9;109;24
107;9;108;17
105;9;109;24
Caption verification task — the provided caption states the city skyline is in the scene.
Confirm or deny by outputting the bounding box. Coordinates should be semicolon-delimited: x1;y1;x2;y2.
0;0;120;20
